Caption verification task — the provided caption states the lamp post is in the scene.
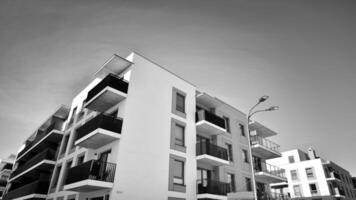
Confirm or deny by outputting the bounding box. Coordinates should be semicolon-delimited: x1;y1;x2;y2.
246;95;279;200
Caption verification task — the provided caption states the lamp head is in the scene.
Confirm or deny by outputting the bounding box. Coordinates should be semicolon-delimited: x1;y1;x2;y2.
259;95;269;103
266;106;279;111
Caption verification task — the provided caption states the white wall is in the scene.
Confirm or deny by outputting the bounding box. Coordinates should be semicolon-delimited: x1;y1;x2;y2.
111;53;197;200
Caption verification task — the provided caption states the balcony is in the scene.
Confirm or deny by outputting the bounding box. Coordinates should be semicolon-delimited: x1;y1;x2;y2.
251;135;281;159
17;123;63;161
75;114;123;149
197;179;231;200
196;110;226;136
0;180;6;187
64;160;116;192
84;74;129;112
9;149;55;181
333;187;346;198
254;162;287;183
2;180;49;200
196;142;229;166
326;171;342;182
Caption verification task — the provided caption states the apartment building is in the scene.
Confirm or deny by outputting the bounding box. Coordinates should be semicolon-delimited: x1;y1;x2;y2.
249;122;287;200
2;52;282;200
2;106;70;200
0;154;15;199
267;148;356;200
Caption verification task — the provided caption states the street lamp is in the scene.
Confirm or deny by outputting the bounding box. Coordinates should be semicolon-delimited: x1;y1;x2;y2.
246;96;279;200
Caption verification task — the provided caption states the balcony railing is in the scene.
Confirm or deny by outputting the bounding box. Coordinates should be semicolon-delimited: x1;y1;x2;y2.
65;160;116;185
196;110;226;130
197;179;231;196
10;149;55;179
254;161;286;179
196;141;228;161
2;180;49;200
85;74;129;103
258;192;290;200
17;123;60;158
251;135;280;152
76;114;122;142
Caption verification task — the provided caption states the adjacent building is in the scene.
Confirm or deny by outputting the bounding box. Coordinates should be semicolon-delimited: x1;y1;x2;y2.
268;148;356;200
2;52;283;200
0;155;15;199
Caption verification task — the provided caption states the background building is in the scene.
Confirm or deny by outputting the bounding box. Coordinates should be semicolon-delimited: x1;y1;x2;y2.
268;148;356;200
0;154;15;199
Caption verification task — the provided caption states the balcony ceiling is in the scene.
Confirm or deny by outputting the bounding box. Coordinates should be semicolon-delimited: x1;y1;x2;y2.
249;121;277;137
255;172;287;184
94;54;133;79
251;145;281;159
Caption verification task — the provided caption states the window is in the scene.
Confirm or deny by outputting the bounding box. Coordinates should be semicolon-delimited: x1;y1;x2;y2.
170;119;186;152
291;170;299;181
226;143;233;162
288;156;295;163
76;154;85;165
305;167;315;179
176;93;185;113
59;135;69;156
169;154;186;193
51;165;62;190
173;160;184;185
242;149;249;163
227;173;236;192
172;87;186;118
175;124;185;147
239;124;246;136
293;185;302;197
223;116;230;133
309;183;318;195
245;177;252;191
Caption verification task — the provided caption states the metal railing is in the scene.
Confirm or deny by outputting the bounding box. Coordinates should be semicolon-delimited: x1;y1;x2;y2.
2;180;49;200
196;141;228;161
65;160;116;185
85;74;129;103
258;192;290;200
10;149;55;179
251;135;280;153
17;122;60;158
76;114;123;142
197;179;231;196
254;161;286;179
196;110;226;130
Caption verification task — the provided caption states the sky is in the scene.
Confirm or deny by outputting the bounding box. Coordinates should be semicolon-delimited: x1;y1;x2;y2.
0;0;355;174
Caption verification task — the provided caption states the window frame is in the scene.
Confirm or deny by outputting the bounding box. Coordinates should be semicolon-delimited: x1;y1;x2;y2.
170;118;186;153
242;149;249;163
172;87;187;118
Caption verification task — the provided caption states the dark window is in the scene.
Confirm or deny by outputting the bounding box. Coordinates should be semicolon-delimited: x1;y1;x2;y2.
175;124;185;147
223;116;230;133
245;177;252;191
76;155;85;165
306;167;315;179
239;124;246;136
226;143;233;162
242;149;249;163
173;160;184;185
309;183;318;195
288;156;295;163
227;173;236;192
176;93;185;113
